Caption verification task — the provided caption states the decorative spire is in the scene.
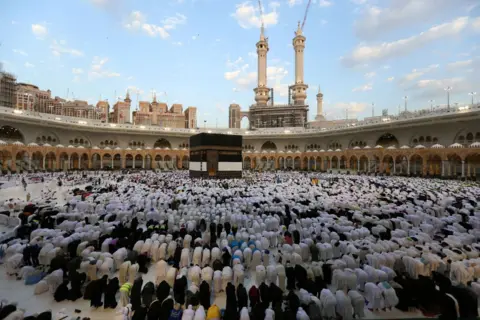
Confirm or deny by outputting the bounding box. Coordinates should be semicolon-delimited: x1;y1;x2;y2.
296;21;302;36
153;92;157;103
317;85;321;94
260;24;265;41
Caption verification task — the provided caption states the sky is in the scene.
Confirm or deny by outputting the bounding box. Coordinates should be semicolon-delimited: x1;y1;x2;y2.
1;0;479;127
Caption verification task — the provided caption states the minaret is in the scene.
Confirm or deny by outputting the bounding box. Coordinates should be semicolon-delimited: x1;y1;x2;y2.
124;90;131;104
315;86;324;120
291;22;308;105
253;25;270;106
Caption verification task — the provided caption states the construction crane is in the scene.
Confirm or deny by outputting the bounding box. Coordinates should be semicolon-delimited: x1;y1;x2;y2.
301;0;312;31
257;0;265;34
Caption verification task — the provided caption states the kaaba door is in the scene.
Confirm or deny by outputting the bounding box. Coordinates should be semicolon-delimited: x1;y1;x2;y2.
207;150;218;176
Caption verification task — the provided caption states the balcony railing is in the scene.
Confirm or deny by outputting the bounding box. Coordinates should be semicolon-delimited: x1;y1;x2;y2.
1;103;479;136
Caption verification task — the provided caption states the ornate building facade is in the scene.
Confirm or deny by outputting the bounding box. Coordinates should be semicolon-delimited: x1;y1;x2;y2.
0;104;479;178
132;93;197;129
229;23;309;129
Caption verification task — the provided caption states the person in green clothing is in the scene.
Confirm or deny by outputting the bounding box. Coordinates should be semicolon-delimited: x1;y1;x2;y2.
120;282;132;307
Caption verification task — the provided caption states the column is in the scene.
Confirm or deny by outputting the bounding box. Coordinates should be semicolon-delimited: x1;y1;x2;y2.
337;159;340;170
67;155;71;170
393;159;396;174
29;157;32;170
357;159;360;172
111;158;114;169
143;158;145;169
441;160;445;177
407;159;410;175
307;159;310;171
121;157;126;169
461;160;465;177
43;156;46;170
368;159;371;173
100;158;103;169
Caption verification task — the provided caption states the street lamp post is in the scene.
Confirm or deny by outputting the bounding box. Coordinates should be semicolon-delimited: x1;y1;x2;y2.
403;96;408;112
444;86;452;110
469;92;477;106
429;99;435;111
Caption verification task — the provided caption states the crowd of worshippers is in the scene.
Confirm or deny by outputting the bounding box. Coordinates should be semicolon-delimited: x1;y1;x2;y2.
0;171;480;320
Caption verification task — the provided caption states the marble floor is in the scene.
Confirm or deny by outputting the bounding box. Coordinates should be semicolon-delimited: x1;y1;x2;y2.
0;181;428;319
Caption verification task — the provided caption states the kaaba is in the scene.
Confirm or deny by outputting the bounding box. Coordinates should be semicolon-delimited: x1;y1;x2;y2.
189;133;243;178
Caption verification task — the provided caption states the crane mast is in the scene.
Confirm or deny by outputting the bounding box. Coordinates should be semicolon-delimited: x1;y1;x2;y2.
257;0;265;33
301;0;312;31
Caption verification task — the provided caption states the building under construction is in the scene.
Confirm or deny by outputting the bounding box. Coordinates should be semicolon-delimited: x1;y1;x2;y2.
228;1;312;130
0;66;17;109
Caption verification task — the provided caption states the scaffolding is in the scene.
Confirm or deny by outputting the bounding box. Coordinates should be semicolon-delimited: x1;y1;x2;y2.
0;69;17;108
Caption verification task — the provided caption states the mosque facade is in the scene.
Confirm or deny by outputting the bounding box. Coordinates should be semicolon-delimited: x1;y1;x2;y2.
0;103;479;177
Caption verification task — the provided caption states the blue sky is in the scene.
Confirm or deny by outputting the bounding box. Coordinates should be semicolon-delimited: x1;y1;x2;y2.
1;0;479;127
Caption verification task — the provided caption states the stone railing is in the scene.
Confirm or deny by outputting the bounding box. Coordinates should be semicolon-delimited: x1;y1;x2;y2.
1;103;479;136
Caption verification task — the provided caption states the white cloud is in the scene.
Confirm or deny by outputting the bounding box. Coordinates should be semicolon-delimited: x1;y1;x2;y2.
354;0;472;40
50;40;84;57
88;56;121;79
126;76;134;80
231;1;279;29
172;41;183;46
383;65;390;69
473;17;480;32
342;17;469;67
332;102;368;114
72;68;84;74
364;71;375;78
288;0;302;7
387;76;394;82
352;83;372;92
318;0;333;7
24;62;35;68
31;24;48;38
126;85;144;95
447;59;473;69
11;20;18;25
400;64;439;83
124;11;186;39
12;49;27;56
351;0;367;4
320;20;328;25
224;70;241;80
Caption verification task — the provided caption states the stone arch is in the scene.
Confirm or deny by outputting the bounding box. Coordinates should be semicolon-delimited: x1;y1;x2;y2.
447;153;462;177
286;156;293;169
0;150;13;171
91;153;101;169
340;155;347;169
315;156;321;171
382;154;394;174
261;156;268;169
182;155;189;169
134;154;143;169
294;156;301;170
243;156;251;170
70;152;80;169
465;153;480;178
80;153;89;169
58;152;68;171
409;154;423;176
261;141;277;151
426;154;442;176
376;133;399;148
113;154;122;169
144;154;152;169
331;156;339;169
31;151;44;170
34;131;61;145
359;155;368;172
395;155;408;175
15;150;29;172
125;154;134;168
0;125;24;143
267;156;275;170
154;154;163;168
45;151;56;170
69;135;91;147
102;153;112;169
309;156;316;170
349;155;358;171
278;156;285;169
154;138;171;149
